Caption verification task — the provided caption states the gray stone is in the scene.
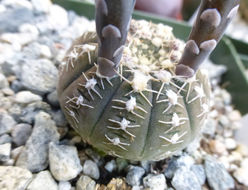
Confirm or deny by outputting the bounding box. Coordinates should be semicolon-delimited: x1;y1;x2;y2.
76;175;96;190
15;91;42;104
143;174;167;190
20;59;58;95
0;143;11;162
27;170;58;190
11;123;32;146
0;134;12;144
104;160;117;173
171;166;201;190
47;90;59;107
82;160;100;180
16;112;59;172
31;0;52;13
0;73;8;89
204;156;235;190
19;101;51;124
58;181;71;190
191;164;206;185
0;113;16;135
0;8;33;33
164;154;194;179
49;142;82;181
126;166;145;186
51;110;68;127
202;118;217;136
0;166;32;190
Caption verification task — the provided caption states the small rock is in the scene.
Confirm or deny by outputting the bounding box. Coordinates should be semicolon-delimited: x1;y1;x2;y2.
201;118;217;136
209;139;227;155
233;167;248;186
15;91;42;104
49;142;82;181
204;156;235;190
2;87;14;96
16;112;59;172
143;174;167;190
20;59;58;95
126;166;145;186
0;113;16;135
224;138;237;150
0;143;11;162
164;154;194;179
27;170;58;190
191;164;206;185
171;166;201;190
236;144;248;156
0;73;8;89
0;8;33;33
76;175;96;190
0;134;12;144
47;90;59;107
82;160;100;180
0;166;32;190
11;146;24;161
58;181;71;190
104;160;117;173
31;0;52;13
106;178;130;190
140;160;151;173
11;123;32;146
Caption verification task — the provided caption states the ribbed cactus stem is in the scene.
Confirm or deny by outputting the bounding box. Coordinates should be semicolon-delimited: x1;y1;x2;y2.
95;0;136;78
176;0;240;77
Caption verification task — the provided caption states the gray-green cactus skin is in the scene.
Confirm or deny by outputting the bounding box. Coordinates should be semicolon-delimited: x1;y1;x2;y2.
57;0;239;161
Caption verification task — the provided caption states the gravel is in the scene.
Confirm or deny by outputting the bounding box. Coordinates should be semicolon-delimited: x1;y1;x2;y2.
49;142;82;181
0;0;247;189
16;111;59;172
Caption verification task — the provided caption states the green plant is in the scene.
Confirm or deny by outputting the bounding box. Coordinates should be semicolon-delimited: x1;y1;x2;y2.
57;0;240;161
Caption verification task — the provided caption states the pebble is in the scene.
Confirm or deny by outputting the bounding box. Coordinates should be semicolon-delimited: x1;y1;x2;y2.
0;113;16;135
11;123;32;146
58;181;72;190
49;142;82;181
0;8;33;33
20;59;58;95
0;143;11;162
0;166;32;190
0;134;12;144
164;154;194;179
104;160;117;173
11;146;24;161
82;160;100;180
16;112;59;172
204;156;235;190
27;170;58;190
15;91;42;104
202;118;217;136
224;138;237;150
191;164;206;185
171;166;201;190
0;73;8;89
209;139;227;155
126;166;145;186
143;174;167;190
236;144;248;156
233;167;248;186
47;90;59;107
76;175;96;190
31;0;52;13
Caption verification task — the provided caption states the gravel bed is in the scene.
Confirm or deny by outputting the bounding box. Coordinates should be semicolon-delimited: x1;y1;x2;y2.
0;0;248;189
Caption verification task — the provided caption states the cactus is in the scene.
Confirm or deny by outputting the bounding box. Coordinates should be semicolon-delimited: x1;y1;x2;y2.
57;0;239;161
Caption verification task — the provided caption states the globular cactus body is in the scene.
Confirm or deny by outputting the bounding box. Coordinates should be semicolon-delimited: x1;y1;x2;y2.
57;21;210;161
57;0;239;161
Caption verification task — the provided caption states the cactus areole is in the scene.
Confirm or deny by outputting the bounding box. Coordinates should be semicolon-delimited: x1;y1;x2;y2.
57;0;239;161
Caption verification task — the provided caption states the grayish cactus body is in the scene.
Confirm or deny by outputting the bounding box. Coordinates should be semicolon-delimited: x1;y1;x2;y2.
57;0;239;161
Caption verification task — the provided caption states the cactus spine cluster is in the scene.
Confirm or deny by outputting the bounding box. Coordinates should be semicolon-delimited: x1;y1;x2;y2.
57;0;240;161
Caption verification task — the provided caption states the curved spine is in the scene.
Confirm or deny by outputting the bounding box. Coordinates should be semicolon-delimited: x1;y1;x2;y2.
95;0;136;77
176;0;240;77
